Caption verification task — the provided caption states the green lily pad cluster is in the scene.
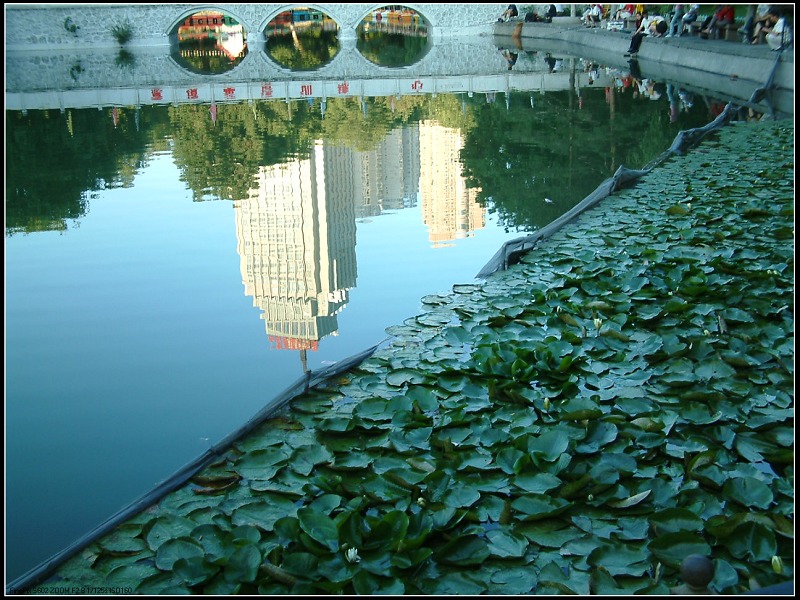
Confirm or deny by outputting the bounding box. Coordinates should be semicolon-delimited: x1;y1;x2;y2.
33;121;793;594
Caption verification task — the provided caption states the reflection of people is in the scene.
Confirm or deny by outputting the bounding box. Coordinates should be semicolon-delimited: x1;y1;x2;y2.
544;52;556;72
666;83;680;122
502;48;518;70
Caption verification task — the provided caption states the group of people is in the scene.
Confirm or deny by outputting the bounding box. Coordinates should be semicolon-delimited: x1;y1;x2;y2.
499;4;564;24
625;4;791;57
744;5;791;50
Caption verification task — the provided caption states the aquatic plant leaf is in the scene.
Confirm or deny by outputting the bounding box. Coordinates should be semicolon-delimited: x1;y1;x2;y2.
722;477;774;509
144;515;198;552
435;534;491;565
725;521;778;561
575;421;618;453
442;482;482;508
297;507;339;552
154;537;204;571
427;571;487;594
231;495;297;532
608;490;651;508
172;556;219;586
353;571;405;595
586;542;650;577
233;447;290;481
511;494;570;521
648;508;704;535
223;544;261;583
106;561;165;590
290;444;334;476
488;565;537;594
647;532;711;568
695;359;736;381
514;472;562;494
365;510;409;552
98;527;148;555
486;528;528;558
528;430;570;462
386;368;427;386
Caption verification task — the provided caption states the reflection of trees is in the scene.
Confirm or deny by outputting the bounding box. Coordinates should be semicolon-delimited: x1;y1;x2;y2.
6;85;713;236
174;39;246;74
266;29;339;70
459;88;711;232
5;107;167;236
357;32;429;67
168;101;321;201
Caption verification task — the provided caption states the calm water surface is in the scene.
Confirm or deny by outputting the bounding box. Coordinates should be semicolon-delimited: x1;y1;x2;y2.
7;32;732;581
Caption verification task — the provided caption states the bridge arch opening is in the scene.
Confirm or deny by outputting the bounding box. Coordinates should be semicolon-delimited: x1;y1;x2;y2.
168;8;249;75
356;5;431;67
263;6;341;72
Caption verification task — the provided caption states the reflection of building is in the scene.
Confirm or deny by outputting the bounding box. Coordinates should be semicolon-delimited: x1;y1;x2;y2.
418;121;484;247
235;142;357;354
325;126;420;219
177;11;246;60
267;8;338;35
361;8;427;36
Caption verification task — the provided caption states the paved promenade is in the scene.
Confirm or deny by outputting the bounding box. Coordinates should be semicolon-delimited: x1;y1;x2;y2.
494;19;794;92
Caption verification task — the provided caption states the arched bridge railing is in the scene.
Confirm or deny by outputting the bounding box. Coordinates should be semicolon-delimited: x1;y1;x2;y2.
4;4;504;51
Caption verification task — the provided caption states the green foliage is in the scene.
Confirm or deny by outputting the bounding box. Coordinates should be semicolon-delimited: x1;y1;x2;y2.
111;21;133;45
63;17;79;35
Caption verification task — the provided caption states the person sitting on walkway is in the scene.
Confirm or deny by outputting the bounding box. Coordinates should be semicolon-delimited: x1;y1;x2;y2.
498;4;518;22
701;5;735;39
614;4;636;20
665;4;686;37
624;10;661;57
749;4;774;44
583;4;603;27
681;4;701;35
762;8;791;50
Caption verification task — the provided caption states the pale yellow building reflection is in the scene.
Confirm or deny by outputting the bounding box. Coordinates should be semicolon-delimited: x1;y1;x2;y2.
418;120;484;247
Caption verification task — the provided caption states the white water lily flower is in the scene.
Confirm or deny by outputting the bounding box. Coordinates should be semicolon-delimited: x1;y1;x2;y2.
593;318;602;330
345;547;361;563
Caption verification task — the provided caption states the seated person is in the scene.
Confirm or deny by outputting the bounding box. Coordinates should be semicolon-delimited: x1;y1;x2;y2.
681;4;701;33
499;4;519;22
762;8;791;50
615;4;637;20
648;14;668;37
583;4;603;27
750;4;774;43
701;5;735;39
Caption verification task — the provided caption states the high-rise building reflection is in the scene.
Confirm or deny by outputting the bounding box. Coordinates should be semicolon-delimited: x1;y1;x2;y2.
234;121;484;361
234;142;356;368
418;120;484;247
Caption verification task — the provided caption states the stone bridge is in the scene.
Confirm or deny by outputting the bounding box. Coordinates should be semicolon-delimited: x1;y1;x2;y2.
5;3;507;51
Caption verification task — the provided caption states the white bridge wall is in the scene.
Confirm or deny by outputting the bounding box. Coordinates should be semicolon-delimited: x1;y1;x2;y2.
5;3;506;50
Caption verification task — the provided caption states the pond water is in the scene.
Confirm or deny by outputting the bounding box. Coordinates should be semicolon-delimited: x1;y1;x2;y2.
6;29;758;582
